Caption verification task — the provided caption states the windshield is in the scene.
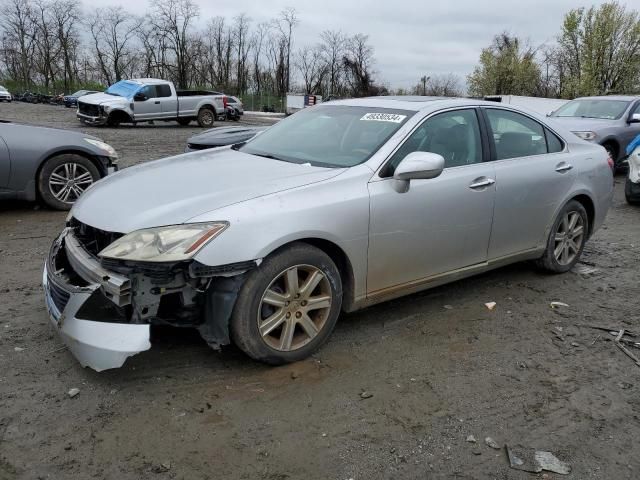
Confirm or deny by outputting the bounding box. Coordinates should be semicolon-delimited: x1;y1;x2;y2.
71;90;88;96
552;99;630;120
0;86;7;92
105;80;140;98
238;105;414;167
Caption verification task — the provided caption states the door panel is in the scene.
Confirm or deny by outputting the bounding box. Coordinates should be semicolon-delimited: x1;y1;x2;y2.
483;108;577;259
367;165;496;293
132;86;162;120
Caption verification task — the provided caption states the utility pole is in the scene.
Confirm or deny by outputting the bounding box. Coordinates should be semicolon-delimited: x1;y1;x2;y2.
421;75;430;95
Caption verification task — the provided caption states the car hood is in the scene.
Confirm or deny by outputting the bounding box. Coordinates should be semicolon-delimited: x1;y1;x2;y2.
72;148;345;233
78;92;126;106
548;116;617;132
188;126;267;146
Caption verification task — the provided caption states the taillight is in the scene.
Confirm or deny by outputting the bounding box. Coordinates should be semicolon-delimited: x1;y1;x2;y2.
607;155;615;171
223;96;228;108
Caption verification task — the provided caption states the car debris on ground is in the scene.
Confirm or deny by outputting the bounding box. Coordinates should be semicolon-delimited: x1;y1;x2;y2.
506;445;571;475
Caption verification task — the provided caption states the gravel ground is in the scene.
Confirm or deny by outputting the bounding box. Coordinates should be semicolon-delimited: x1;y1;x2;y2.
1;101;640;479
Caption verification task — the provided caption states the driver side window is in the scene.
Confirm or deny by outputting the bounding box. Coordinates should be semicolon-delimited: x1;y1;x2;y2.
383;109;482;176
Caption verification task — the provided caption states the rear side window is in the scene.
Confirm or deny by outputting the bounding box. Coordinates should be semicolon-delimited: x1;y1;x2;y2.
156;84;172;97
485;109;547;160
545;128;564;153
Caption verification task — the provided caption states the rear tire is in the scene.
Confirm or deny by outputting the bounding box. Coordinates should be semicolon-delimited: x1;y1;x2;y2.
197;107;215;128
536;200;589;273
38;154;101;210
230;243;343;365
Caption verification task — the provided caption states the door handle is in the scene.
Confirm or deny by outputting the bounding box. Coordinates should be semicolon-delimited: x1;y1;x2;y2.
154;101;160;104
469;178;496;189
555;163;573;173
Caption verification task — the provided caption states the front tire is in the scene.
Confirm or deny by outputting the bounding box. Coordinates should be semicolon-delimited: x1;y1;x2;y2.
230;243;343;365
38;154;100;210
197;107;215;128
625;178;640;205
536;200;589;273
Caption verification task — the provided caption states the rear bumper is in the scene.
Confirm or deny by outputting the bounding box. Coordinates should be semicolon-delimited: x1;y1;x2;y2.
43;230;150;371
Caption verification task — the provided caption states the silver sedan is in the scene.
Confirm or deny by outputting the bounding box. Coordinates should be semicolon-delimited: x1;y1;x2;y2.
43;97;613;370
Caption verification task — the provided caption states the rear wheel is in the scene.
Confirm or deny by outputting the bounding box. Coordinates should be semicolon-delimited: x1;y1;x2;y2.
38;154;100;210
197;107;215;128
536;200;589;273
230;243;343;365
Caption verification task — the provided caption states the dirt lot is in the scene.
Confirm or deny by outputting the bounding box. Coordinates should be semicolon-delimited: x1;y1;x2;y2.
1;101;639;480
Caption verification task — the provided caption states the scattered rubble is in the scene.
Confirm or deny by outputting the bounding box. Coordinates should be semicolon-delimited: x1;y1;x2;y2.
506;445;571;475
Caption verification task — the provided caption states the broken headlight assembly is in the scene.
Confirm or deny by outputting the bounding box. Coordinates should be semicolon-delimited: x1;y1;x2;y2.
98;222;228;262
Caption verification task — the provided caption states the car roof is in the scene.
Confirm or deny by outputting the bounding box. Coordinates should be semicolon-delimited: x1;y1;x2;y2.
128;78;168;85
574;95;639;101
328;96;525;112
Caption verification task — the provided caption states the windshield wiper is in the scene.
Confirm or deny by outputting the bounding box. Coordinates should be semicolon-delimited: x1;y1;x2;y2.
251;152;288;162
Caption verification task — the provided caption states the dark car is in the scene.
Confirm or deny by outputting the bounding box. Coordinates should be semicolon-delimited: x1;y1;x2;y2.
185;125;267;152
0;121;118;210
64;90;100;108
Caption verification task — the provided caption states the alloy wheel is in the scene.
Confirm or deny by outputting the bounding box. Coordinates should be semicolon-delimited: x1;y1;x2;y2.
48;162;94;204
257;265;332;352
553;211;584;266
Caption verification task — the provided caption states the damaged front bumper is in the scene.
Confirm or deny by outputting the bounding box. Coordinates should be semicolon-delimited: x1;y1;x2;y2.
43;229;150;371
43;226;252;371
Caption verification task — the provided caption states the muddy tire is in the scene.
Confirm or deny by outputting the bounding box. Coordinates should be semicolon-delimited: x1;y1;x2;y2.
38;154;100;210
230;243;343;365
625;178;640;205
107;113;121;127
536;200;589;273
197;107;215;128
177;118;192;126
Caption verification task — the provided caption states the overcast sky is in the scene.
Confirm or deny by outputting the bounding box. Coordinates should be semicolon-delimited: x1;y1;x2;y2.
91;0;617;89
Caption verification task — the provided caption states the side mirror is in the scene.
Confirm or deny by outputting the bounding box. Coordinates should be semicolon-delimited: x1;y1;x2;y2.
629;113;640;124
394;151;445;181
133;92;147;102
392;152;445;193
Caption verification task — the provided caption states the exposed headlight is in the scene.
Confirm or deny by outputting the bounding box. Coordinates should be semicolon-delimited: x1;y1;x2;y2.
99;222;229;262
572;131;597;141
84;138;118;158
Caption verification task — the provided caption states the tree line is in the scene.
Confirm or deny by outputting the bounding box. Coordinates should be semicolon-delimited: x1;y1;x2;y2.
467;2;640;98
0;0;386;98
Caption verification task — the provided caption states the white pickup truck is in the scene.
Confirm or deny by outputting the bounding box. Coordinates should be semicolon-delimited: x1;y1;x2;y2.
77;78;226;128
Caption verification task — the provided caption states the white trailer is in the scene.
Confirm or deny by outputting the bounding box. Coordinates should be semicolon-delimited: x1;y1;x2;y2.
286;93;322;115
484;95;569;116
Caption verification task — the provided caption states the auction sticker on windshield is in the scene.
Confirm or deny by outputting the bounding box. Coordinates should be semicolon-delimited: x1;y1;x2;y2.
360;113;407;123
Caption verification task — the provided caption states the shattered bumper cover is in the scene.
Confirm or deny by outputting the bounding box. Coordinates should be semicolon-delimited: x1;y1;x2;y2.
43;230;150;371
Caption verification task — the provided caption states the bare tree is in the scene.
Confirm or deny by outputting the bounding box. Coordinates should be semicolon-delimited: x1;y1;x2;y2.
295;46;326;94
1;0;37;87
88;6;141;85
149;0;200;88
233;13;251;94
274;7;298;94
342;33;375;97
51;0;81;91
319;30;346;96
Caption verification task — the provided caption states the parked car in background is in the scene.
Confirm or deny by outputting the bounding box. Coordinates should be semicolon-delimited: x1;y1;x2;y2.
185;125;267;152
0;86;12;102
64;89;99;108
548;95;640;168
0;121;118;210
44;97;612;371
226;95;244;116
77;78;226;128
625;134;640;204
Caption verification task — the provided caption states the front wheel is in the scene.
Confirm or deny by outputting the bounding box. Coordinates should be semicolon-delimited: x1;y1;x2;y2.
38;154;100;210
197;108;215;128
625;178;640;205
536;200;589;273
230;243;343;365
